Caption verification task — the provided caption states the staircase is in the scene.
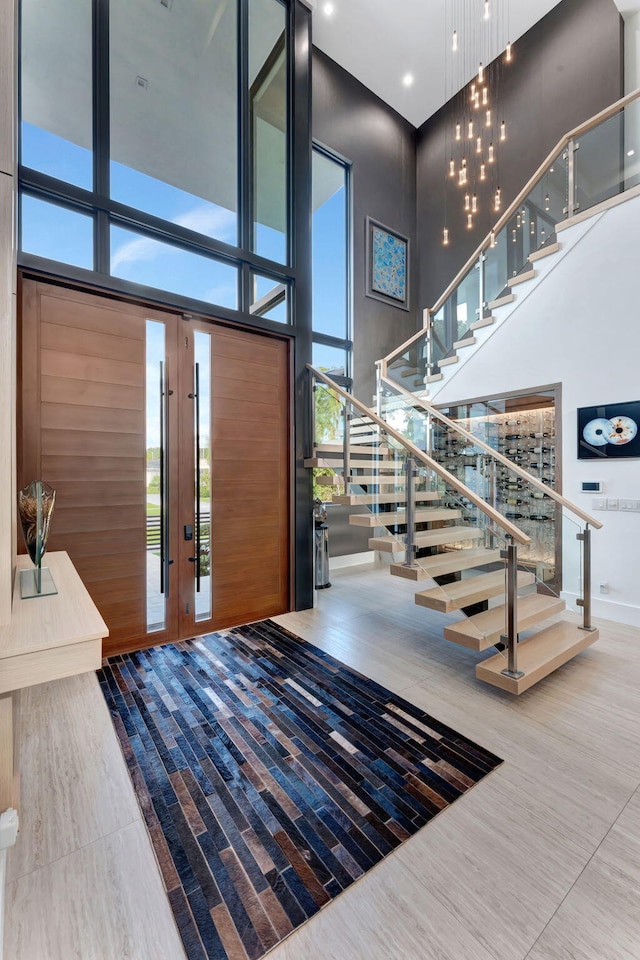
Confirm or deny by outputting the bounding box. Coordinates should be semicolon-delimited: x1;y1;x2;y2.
308;367;600;695
304;92;640;692
381;87;640;395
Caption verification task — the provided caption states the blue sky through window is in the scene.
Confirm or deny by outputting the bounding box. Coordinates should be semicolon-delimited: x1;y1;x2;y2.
111;226;238;309
22;194;94;269
111;162;238;246
21;122;93;190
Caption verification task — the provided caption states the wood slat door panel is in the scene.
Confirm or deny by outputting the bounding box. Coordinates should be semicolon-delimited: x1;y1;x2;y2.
178;321;290;636
209;325;290;629
20;279;180;655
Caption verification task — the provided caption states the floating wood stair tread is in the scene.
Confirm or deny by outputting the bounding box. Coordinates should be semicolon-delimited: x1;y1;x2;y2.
439;355;460;367
333;491;440;505
471;315;495;331
453;336;477;349
444;593;566;651
508;269;536;287
349;507;462;528
390;547;502;581
347;476;406;485
315;443;389;455
349;425;378;436
405;547;503;578
488;293;515;309
401;367;420;377
369;525;482;553
528;241;560;262
306;457;397;468
349;435;386;445
415;569;535;613
426;373;443;383
476;620;598;694
316;474;344;485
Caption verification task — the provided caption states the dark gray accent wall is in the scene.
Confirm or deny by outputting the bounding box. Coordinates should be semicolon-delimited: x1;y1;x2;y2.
416;0;624;309
312;48;418;404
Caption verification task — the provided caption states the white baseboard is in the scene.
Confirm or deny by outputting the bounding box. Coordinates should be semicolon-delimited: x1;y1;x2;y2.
562;591;640;628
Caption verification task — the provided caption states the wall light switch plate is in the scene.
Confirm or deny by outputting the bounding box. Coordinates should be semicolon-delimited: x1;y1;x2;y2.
592;498;606;510
606;498;619;511
620;499;640;512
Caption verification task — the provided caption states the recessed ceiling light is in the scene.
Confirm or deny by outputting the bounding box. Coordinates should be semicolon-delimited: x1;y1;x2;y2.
323;2;335;15
627;149;635;157
402;73;414;87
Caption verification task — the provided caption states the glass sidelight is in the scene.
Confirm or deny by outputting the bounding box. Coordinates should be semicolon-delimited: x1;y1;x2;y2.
193;331;212;621
146;319;169;633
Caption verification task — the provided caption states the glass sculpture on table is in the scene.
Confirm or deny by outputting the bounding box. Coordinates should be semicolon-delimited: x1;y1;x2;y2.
17;480;57;598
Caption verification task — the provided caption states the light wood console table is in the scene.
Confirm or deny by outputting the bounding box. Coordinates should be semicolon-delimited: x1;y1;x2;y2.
0;551;108;816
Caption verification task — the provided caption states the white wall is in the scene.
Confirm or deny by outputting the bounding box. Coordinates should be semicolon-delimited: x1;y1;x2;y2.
430;195;640;626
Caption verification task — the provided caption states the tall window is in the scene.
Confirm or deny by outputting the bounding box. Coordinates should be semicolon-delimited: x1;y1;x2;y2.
18;0;296;324
311;145;351;381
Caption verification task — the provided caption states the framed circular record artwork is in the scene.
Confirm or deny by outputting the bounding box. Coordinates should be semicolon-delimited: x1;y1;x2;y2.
578;401;640;459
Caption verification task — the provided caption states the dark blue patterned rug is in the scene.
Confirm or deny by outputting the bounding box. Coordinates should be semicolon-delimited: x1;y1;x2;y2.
99;619;502;960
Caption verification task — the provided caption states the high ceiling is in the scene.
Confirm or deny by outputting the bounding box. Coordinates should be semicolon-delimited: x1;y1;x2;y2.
312;0;640;128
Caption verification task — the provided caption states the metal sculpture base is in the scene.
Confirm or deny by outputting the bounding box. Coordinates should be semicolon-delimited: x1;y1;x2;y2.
501;668;525;679
19;566;58;599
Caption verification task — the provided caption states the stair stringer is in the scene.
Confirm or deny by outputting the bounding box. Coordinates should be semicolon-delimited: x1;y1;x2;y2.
425;212;604;401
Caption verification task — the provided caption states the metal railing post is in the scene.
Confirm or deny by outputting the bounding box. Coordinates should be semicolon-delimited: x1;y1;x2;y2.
425;310;434;378
342;403;351;484
375;363;382;419
403;456;418;568
565;138;579;218
500;538;523;679
577;524;597;632
476;253;484;322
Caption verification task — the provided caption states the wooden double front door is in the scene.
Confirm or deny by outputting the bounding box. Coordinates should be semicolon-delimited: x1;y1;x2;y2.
20;279;291;656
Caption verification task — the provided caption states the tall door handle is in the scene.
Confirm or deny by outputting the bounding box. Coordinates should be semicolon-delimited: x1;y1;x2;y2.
193;362;201;592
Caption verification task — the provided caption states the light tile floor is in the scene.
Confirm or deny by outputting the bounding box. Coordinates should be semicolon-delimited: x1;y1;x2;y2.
5;562;640;960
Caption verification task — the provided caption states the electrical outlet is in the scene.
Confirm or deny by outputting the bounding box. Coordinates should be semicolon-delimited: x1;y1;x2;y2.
606;498;619;511
599;581;609;595
620;499;640;512
592;498;606;510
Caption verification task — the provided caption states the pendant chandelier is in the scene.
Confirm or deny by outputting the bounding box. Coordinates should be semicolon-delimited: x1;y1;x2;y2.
443;0;512;246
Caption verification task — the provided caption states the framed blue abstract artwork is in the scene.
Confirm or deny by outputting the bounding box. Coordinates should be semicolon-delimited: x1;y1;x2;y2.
365;217;410;311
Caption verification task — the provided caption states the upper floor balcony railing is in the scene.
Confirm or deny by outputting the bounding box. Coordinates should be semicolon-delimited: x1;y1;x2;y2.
380;87;640;389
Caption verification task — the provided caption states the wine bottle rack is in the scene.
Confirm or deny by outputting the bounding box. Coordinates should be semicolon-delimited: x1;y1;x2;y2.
433;401;557;580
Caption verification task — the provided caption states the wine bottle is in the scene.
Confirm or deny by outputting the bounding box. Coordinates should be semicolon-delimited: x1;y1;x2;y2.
529;446;552;454
529;515;552;522
506;498;523;505
529;432;551;439
505;420;521;425
504;434;523;440
505;511;525;519
531;491;546;499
